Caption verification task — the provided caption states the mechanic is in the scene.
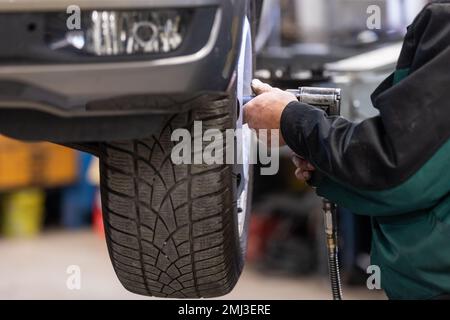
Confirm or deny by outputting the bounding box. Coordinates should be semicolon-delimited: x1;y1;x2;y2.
244;1;450;300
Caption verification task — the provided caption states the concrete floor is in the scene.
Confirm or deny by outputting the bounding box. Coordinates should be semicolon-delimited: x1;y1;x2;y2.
0;230;385;300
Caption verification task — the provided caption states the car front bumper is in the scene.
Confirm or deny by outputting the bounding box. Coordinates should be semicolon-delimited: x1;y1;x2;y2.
0;0;246;142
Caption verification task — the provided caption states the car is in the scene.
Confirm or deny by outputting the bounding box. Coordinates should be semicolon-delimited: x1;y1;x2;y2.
0;0;260;298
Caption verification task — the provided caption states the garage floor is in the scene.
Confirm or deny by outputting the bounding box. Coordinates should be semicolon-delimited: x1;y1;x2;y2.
0;230;385;300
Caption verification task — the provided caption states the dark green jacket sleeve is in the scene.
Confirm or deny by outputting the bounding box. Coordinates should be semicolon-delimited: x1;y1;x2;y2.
281;100;450;216
315;138;450;216
280;1;450;216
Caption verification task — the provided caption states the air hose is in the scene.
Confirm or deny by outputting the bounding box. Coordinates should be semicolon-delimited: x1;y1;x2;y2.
323;200;343;300
244;86;344;300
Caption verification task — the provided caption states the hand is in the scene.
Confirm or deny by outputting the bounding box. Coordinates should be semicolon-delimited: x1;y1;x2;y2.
243;79;297;147
292;154;316;183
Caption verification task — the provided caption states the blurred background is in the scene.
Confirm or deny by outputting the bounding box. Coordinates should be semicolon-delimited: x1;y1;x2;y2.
0;0;428;299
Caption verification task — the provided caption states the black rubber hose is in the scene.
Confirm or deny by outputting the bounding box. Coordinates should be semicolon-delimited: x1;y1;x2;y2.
328;250;343;300
323;200;343;300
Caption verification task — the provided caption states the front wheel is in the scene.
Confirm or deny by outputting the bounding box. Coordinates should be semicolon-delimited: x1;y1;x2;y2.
99;4;255;297
99;95;253;298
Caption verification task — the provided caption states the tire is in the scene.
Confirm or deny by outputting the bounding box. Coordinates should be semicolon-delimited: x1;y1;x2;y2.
99;96;252;298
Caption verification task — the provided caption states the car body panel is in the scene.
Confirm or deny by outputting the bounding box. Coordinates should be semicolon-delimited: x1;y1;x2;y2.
0;0;248;142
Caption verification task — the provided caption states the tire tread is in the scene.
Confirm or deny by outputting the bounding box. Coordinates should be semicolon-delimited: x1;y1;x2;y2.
100;98;243;298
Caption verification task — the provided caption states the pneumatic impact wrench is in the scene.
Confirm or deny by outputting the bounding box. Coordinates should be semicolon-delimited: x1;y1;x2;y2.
244;87;343;300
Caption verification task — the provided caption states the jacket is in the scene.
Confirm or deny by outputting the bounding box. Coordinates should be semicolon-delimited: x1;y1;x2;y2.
280;1;450;299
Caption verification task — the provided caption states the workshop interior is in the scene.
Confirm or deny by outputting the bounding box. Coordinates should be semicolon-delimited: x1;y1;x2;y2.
0;0;442;301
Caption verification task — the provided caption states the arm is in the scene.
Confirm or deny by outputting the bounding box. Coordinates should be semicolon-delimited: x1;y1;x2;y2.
282;101;450;216
282;1;450;215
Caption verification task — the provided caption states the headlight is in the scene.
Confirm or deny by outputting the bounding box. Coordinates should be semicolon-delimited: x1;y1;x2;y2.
47;9;192;57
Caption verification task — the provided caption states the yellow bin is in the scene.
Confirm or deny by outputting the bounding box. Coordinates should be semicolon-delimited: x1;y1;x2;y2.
1;189;45;237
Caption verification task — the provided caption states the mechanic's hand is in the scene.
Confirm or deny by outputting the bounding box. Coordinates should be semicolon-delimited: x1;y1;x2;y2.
243;79;297;147
292;154;316;182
